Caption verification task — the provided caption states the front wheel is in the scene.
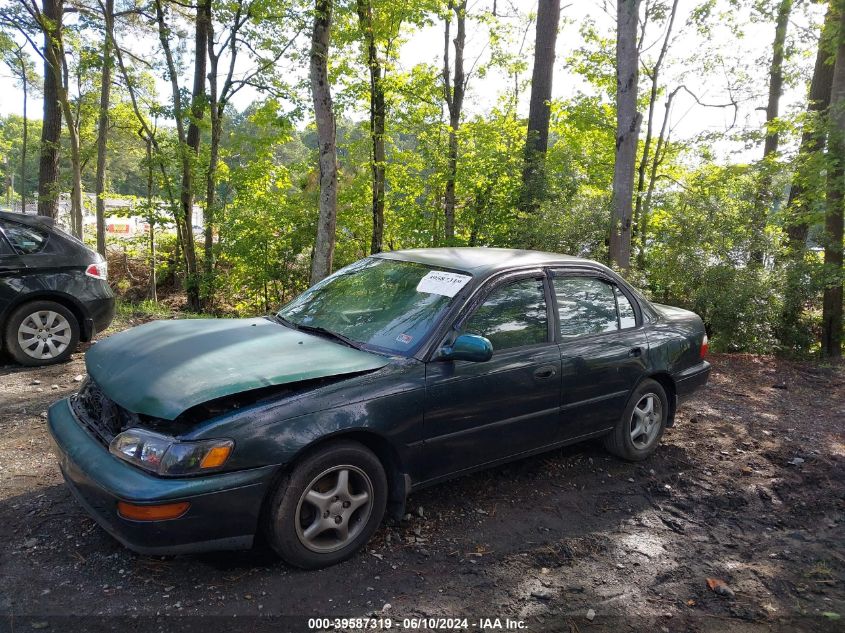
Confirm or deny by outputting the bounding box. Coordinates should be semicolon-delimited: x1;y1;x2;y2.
604;379;669;461
264;440;387;569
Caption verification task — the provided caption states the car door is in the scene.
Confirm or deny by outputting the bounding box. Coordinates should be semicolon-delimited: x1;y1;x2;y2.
550;270;649;441
0;229;26;319
421;272;561;481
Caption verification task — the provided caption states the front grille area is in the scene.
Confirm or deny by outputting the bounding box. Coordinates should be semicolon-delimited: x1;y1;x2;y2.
70;379;140;445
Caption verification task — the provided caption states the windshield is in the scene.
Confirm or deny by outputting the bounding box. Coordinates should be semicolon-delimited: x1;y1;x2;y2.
277;258;472;355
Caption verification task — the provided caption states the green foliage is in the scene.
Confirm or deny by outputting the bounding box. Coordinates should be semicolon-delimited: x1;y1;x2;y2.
0;114;40;205
641;162;823;354
216;100;313;314
0;0;837;356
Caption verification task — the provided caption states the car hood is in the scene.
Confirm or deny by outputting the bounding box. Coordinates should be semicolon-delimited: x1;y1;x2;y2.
85;318;390;420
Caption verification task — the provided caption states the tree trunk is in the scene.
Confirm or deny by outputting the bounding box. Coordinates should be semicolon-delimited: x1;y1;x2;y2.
443;0;466;245
155;0;203;308
763;0;792;158
37;0;62;220
59;95;83;237
177;0;210;311
633;0;678;254
784;5;836;252
20;57;28;212
609;0;642;271
356;0;386;254
145;137;157;302
309;0;338;285
750;0;792;264
779;5;835;348
520;0;561;212
204;12;221;309
821;5;845;358
204;0;251;307
54;42;83;237
153;0;207;310
94;0;114;256
204;96;222;305
637;85;679;269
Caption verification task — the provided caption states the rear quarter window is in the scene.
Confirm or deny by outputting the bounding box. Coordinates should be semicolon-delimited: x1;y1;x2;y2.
0;234;14;256
615;286;637;329
0;220;49;255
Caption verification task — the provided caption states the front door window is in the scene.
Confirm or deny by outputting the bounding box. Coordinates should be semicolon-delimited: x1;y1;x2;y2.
464;278;548;350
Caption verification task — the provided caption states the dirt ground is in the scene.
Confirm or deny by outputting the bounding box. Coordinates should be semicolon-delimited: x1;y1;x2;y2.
1;337;843;632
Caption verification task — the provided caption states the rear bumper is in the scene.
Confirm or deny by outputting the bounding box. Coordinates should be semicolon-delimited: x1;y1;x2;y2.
80;294;115;341
47;398;277;555
675;360;711;403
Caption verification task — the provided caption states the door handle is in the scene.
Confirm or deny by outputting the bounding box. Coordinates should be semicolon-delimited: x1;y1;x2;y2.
533;365;557;380
628;347;643;358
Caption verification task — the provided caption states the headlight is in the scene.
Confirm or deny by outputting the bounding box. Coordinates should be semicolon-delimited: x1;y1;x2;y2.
109;428;233;476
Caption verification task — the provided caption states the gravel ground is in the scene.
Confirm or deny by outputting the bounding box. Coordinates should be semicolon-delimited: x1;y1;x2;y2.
1;339;843;633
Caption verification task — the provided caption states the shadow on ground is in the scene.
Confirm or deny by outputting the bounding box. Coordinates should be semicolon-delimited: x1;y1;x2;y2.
1;353;843;632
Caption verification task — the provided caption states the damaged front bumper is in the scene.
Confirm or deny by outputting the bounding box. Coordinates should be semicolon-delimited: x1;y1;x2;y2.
47;398;278;556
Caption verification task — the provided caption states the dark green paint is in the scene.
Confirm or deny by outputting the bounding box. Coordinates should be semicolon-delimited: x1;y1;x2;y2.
437;333;493;362
50;248;711;557
86;318;390;420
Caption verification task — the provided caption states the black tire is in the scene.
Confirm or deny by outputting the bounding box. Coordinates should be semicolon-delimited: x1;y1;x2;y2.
4;300;80;367
264;440;387;569
604;378;669;461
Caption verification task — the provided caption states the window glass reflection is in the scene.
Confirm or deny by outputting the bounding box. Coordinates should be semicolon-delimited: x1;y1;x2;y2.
465;278;547;350
615;287;637;329
0;221;47;255
554;277;618;337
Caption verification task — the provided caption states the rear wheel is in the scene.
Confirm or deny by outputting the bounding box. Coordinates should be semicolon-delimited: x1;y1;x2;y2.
604;379;668;461
264;440;387;569
4;300;80;366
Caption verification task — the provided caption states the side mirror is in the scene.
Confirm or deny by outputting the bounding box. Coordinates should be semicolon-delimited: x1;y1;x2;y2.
438;333;493;362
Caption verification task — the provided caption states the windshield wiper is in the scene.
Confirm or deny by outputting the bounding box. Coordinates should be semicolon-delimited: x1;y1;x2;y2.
268;314;296;329
284;321;363;350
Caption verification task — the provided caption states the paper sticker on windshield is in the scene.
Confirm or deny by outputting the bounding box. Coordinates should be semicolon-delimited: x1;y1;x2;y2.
416;271;471;297
396;333;414;345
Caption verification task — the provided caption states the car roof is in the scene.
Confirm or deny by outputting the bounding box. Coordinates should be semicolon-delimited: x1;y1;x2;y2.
374;247;602;277
0;210;56;228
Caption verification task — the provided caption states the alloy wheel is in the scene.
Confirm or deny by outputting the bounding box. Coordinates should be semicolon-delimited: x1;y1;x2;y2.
630;393;662;450
294;465;373;553
17;310;73;360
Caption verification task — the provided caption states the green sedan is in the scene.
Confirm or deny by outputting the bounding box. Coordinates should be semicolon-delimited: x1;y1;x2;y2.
48;248;710;568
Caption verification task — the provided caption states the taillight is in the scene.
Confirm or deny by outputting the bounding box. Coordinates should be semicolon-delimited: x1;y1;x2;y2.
700;334;709;359
85;262;108;280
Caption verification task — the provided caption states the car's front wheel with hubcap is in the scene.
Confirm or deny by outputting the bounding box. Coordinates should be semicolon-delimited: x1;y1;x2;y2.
265;440;387;569
604;378;669;461
4;300;80;366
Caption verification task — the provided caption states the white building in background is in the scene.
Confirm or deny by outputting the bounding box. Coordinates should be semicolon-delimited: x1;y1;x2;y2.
5;193;203;238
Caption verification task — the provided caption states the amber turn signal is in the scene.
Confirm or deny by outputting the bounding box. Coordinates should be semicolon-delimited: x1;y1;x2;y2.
117;501;190;521
200;445;233;469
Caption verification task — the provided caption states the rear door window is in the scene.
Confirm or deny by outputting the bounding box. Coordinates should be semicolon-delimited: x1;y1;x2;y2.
0;220;48;255
553;275;637;339
553;276;620;338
